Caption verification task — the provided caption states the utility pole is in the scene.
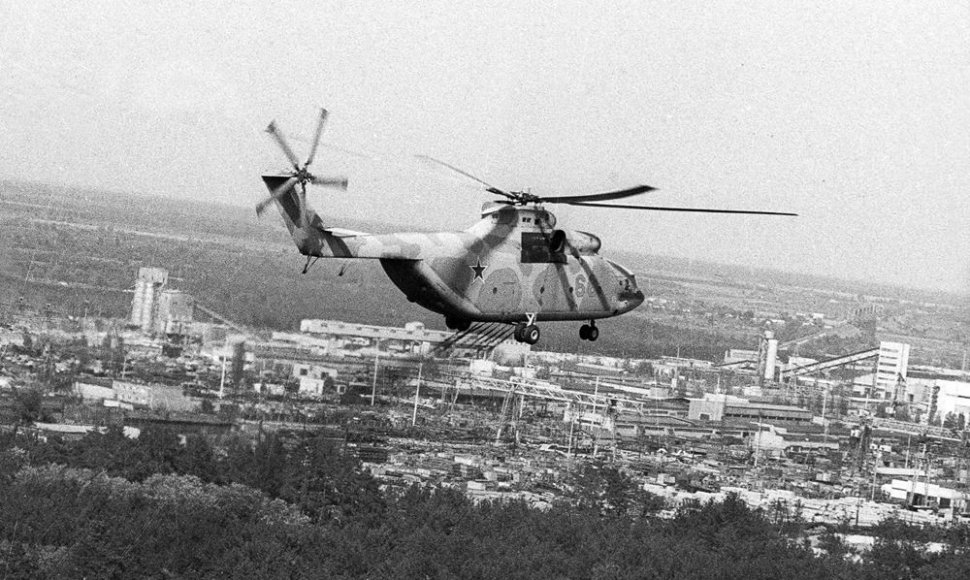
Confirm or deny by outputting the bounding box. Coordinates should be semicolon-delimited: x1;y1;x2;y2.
218;356;227;399
370;346;380;406
411;363;422;426
871;451;880;501
567;407;576;457
592;376;600;413
822;384;829;444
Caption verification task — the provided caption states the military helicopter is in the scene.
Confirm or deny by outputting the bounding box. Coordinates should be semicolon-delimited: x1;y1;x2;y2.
256;109;796;345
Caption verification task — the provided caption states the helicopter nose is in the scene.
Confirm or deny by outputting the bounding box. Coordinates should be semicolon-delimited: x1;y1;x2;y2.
606;259;643;312
625;285;645;309
616;276;643;308
631;287;644;306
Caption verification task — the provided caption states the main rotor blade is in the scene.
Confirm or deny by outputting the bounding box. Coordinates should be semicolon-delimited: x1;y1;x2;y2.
305;108;329;167
310;175;349;190
415;154;516;200
568;202;798;216
255;176;299;216
539;185;656;204
265;121;301;170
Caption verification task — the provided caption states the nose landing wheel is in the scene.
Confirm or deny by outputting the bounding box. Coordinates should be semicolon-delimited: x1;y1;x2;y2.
579;322;599;342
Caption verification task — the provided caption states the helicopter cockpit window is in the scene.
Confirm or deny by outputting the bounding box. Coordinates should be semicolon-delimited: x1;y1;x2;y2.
521;232;567;264
535;211;556;228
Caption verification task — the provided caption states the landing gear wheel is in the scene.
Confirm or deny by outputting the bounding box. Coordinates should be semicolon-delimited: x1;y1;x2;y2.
579;324;590;340
579;323;599;341
513;324;525;342
445;316;471;331
521;324;540;345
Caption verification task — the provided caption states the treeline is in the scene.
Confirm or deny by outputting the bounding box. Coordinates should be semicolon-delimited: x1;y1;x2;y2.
0;180;965;363
4;208;751;360
2;427;970;578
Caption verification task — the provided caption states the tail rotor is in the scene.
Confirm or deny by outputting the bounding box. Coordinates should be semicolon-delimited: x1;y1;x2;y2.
256;108;349;217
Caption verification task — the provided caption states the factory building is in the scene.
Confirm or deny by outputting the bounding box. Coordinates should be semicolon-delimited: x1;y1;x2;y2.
749;424;839;457
906;378;970;423
301;319;451;354
299;318;530;361
881;479;968;512
688;394;813;423
127;268;195;336
723;349;759;365
156;290;194;334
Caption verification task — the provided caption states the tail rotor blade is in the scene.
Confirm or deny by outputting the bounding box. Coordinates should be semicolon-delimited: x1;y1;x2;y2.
265;121;301;170
310;175;349;190
255;176;299;216
305;108;329;167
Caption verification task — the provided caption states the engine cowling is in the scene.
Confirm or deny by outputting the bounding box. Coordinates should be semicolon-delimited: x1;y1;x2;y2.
549;230;602;255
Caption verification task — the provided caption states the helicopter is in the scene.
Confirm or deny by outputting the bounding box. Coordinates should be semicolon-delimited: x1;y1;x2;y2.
256;108;796;345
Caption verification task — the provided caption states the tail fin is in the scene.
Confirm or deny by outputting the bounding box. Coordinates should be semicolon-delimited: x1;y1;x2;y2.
261;175;305;232
261;175;325;254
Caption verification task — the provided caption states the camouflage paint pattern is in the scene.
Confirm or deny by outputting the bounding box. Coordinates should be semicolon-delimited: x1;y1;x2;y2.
263;175;644;324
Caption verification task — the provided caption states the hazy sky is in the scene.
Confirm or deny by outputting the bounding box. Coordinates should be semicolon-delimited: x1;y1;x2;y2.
2;1;969;293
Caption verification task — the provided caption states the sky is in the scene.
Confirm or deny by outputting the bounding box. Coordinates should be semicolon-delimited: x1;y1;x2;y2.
2;1;969;294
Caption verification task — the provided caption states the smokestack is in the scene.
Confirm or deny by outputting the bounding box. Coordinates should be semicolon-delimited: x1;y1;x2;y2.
763;330;778;381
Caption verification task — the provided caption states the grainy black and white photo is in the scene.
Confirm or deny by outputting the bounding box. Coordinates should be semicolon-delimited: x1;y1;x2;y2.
1;2;969;578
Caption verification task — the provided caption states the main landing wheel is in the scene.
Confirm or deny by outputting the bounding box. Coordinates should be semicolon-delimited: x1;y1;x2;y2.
445;316;471;331
579;323;599;342
514;324;540;345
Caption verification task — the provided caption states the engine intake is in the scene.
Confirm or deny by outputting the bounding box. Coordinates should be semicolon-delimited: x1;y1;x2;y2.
549;230;602;255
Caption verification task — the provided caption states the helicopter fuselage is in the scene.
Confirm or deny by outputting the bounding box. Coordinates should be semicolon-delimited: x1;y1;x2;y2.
376;205;644;325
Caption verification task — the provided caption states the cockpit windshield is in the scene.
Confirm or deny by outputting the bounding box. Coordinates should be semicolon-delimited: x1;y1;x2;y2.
606;259;637;283
606;259;641;301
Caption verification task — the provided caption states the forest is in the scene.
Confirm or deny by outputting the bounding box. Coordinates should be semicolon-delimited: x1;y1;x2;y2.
2;426;970;578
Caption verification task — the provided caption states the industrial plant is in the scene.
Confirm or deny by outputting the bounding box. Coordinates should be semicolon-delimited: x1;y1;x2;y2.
4;261;970;538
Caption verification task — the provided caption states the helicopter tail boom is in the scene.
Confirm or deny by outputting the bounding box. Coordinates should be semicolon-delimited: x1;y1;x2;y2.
261;174;421;261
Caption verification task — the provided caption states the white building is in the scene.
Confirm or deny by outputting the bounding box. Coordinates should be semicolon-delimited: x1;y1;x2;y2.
933;380;970;419
253;382;286;397
874;341;910;395
75;380;115;402
294;363;338;398
881;479;968;512
848;342;911;400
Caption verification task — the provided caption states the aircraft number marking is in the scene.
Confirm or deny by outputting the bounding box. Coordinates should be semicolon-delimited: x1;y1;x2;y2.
575;275;587;298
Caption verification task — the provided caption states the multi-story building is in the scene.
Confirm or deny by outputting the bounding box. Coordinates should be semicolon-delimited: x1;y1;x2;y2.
874;341;910;396
129;267;168;332
155;290;194;334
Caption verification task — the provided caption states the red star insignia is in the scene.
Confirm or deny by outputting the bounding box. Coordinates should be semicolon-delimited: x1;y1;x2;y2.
470;258;487;280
